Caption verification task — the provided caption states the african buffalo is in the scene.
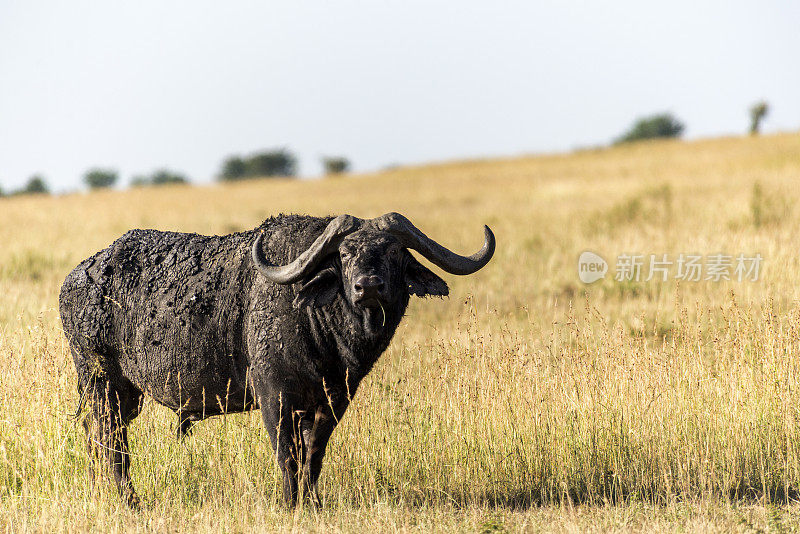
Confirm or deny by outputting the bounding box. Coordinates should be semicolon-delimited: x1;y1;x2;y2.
59;212;495;506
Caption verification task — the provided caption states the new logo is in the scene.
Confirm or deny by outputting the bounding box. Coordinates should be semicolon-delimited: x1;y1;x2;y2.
578;251;608;284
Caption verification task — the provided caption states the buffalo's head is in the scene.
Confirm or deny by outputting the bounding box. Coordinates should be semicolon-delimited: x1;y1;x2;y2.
251;213;495;334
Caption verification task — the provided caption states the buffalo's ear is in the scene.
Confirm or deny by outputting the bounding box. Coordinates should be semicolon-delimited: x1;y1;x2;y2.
293;267;340;308
406;255;449;298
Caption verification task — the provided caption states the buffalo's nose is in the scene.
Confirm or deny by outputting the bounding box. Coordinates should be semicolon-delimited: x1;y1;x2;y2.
353;275;385;299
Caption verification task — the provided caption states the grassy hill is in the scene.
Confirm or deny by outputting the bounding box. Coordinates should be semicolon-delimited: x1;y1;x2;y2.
1;133;800;531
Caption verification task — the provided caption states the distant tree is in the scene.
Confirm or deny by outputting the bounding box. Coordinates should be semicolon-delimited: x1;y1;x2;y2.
219;156;248;180
150;169;188;185
614;113;685;144
130;175;150;188
0;184;4;197
83;168;118;189
322;156;350;176
749;101;769;135
21;175;49;195
245;149;297;178
218;149;297;181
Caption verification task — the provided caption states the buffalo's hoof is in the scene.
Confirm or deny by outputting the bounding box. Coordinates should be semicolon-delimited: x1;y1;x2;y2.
125;491;141;509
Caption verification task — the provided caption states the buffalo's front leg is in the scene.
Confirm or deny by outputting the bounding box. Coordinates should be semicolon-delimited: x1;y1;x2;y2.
255;384;303;506
299;406;338;506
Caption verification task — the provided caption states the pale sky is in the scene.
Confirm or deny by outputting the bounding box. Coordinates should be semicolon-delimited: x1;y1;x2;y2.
1;1;798;191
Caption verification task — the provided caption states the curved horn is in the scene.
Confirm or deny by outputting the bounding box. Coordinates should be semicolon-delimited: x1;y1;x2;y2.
252;214;362;284
370;212;495;275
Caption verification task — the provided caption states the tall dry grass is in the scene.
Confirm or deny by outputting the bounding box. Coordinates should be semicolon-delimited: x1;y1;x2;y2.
1;133;800;531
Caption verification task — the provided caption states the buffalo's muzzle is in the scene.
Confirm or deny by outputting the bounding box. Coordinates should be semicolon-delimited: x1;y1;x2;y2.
353;275;385;305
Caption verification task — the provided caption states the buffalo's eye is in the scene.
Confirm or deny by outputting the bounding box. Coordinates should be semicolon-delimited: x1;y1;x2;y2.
340;251;351;261
388;247;400;259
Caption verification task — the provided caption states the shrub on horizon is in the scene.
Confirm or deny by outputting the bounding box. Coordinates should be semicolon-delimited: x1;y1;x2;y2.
614;113;685;144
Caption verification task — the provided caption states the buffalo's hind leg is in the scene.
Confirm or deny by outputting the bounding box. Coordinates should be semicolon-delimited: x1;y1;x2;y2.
176;415;195;441
80;371;143;508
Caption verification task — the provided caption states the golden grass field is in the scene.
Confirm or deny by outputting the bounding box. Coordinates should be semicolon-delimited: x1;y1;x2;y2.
1;133;800;532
